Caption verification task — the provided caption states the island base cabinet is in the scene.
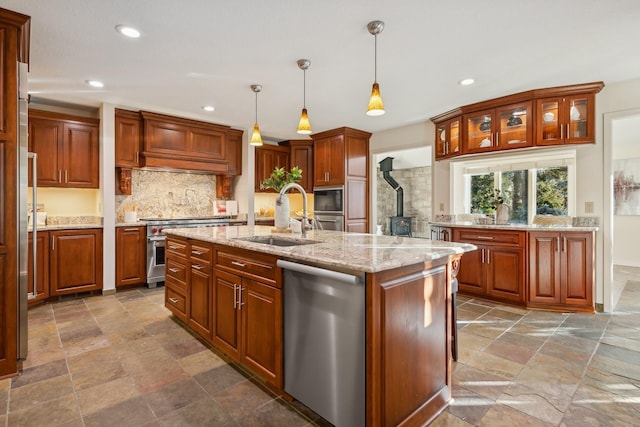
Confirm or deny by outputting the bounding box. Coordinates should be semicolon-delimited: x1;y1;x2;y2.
49;229;103;296
367;259;454;427
28;231;50;304
212;269;282;389
528;231;594;311
188;263;213;339
115;226;146;288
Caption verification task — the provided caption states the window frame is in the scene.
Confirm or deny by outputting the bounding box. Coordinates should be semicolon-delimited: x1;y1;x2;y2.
452;150;576;223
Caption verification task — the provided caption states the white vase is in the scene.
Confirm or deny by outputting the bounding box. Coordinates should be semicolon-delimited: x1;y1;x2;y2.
496;204;511;225
274;194;290;229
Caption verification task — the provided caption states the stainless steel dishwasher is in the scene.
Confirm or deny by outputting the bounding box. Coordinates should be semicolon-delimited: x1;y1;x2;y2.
277;260;365;427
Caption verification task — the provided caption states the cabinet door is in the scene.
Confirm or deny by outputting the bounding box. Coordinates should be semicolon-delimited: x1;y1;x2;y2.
536;94;595;146
463;109;495;154
50;229;103;296
115;110;142;167
188;263;213;339
255;145;290;192
144;119;189;154
241;279;282;387
456;246;485;296
189;127;226;160
225;129;243;176
495;101;532;150
212;269;241;360
28;231;49;303
289;141;313;192
313;135;344;186
528;232;561;304
115;226;146;287
63;122;99;188
434;117;461;159
485;245;525;303
28;117;63;187
561;232;593;307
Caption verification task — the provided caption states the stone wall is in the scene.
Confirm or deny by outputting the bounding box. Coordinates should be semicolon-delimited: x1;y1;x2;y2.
376;166;432;237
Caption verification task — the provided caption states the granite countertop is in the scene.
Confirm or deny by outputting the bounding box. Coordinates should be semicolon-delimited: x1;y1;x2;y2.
31;223;103;231
429;221;599;232
166;226;476;273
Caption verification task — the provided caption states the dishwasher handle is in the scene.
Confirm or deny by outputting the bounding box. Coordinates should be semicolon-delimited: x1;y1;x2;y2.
277;260;362;285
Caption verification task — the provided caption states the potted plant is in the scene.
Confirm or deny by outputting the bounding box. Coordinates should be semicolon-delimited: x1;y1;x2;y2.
472;188;510;224
260;166;303;229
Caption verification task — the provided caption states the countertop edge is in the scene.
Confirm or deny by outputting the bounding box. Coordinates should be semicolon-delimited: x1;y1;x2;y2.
429;221;599;232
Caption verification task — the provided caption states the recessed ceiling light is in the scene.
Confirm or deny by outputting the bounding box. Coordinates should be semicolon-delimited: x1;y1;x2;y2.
202;105;215;112
458;78;475;86
115;25;141;39
86;80;104;88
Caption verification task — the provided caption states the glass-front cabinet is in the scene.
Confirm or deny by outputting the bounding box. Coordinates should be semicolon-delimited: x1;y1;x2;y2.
536;93;595;146
434;117;461;160
463;102;532;154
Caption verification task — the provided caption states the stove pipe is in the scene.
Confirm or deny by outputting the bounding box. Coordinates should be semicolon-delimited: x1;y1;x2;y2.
379;157;403;217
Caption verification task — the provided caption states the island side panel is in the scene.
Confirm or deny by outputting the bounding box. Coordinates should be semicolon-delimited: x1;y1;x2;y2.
366;255;457;427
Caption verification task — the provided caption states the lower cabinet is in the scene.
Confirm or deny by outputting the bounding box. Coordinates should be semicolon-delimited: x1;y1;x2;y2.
28;231;50;304
454;229;526;305
188;260;213;338
49;229;103;296
115;226;146;288
528;231;593;310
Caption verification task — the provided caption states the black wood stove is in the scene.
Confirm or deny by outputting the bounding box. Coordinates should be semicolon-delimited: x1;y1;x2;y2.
379;157;412;237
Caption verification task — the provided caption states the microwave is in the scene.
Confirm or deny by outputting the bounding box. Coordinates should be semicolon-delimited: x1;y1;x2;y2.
313;186;344;214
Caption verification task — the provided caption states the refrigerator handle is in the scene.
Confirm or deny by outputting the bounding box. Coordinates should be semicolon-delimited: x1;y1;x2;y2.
28;152;37;299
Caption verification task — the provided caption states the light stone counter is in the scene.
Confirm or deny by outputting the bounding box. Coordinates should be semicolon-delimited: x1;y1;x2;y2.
166;225;476;273
31;223;103;231
429;221;599;232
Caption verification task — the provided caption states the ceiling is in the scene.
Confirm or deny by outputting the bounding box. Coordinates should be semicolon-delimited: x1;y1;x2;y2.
4;0;640;142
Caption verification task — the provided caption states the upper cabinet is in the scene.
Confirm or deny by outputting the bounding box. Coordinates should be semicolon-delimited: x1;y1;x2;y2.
28;110;100;188
535;93;595;146
463;101;533;154
115;109;143;168
254;144;290;192
313;133;345;186
288;140;314;192
431;82;604;161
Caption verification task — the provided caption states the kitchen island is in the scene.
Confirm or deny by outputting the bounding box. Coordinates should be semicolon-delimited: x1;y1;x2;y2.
164;226;474;427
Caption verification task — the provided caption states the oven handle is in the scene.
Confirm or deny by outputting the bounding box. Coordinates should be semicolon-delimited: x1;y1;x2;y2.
148;236;166;242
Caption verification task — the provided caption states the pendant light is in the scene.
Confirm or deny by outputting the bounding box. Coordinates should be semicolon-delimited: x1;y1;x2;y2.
250;84;263;146
366;20;385;116
296;59;312;134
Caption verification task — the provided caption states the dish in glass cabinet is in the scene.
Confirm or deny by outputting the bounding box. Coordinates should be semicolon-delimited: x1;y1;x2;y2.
543;112;555;122
440;129;446;141
479;138;491;148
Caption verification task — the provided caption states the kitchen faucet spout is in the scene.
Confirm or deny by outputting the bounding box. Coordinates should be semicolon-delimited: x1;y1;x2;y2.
278;183;310;238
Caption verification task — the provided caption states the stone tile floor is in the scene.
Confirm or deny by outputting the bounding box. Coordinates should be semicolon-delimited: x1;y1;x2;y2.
1;278;639;426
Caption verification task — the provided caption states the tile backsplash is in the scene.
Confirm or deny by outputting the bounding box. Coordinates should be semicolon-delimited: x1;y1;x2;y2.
115;169;217;221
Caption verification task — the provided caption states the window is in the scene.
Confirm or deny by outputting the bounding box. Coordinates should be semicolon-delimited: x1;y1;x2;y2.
453;151;575;223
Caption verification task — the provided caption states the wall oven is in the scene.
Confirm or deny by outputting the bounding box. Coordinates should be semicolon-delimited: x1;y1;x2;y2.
313;186;344;231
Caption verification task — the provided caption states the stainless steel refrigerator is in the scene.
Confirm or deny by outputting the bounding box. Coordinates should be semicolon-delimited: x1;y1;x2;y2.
17;61;36;361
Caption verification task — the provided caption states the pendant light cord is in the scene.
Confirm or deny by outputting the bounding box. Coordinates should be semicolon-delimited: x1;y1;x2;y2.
255;91;258;123
374;34;378;84
303;69;306;108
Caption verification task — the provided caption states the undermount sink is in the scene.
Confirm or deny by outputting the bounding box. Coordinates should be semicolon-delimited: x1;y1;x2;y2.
234;235;320;247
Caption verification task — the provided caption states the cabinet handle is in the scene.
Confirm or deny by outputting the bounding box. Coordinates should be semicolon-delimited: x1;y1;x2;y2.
65;170;68;183
445;142;449;155
238;286;244;308
325;172;329;182
58;170;62;182
168;268;179;273
124;228;139;231
487;249;490;264
495;132;499;146
192;250;204;255
560;124;563;139
481;248;485;263
566;124;570;140
51;236;55;251
168;245;180;250
192;264;204;270
168;297;179;304
563;236;567;252
231;261;246;268
233;284;238;308
556;236;561;252
136;152;139;163
476;236;493;240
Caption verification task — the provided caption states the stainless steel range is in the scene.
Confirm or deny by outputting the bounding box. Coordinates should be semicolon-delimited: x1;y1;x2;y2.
142;217;233;286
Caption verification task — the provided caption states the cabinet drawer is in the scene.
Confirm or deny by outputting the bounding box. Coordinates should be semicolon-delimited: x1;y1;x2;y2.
166;236;188;258
189;241;213;265
454;229;525;247
166;257;188;289
215;248;278;286
165;285;187;321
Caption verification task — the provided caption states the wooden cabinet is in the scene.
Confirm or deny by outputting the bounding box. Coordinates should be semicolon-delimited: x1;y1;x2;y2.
28;231;49;305
115;226;146;288
312;127;371;233
115;109;143;167
225;129;243;176
434;116;461;160
430;82;604;161
188;241;214;338
453;228;526;305
254;144;290;192
535;93;596;146
28;110;100;188
288;140;314;192
0;6;31;378
463;101;533;154
213;247;282;389
165;235;189;322
49;229;103;296
528;231;594;311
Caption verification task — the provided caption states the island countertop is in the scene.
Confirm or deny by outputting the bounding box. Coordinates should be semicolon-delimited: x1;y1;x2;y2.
165;225;476;273
429;221;599;232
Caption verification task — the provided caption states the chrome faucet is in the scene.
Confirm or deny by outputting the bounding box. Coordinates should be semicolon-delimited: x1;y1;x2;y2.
278;182;310;238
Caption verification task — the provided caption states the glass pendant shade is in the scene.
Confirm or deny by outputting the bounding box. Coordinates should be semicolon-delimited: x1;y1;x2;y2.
297;108;312;134
366;82;385;116
250;123;263;146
